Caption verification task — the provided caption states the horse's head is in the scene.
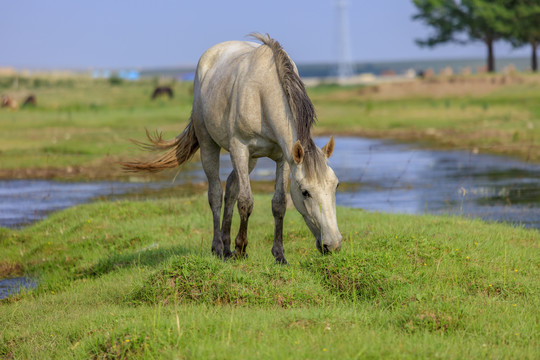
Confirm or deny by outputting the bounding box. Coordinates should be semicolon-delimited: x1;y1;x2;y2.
290;136;342;253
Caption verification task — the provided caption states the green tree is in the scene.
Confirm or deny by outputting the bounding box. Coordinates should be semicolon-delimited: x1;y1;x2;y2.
508;0;540;72
412;0;514;73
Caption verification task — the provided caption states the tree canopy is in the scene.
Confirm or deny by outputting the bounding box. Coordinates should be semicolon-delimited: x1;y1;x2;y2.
509;0;540;71
412;0;539;72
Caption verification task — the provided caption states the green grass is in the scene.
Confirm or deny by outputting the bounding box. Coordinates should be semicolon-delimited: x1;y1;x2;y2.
0;77;193;174
1;194;538;358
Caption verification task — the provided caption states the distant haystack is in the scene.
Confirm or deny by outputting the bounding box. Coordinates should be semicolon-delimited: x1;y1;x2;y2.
502;63;516;75
423;68;435;78
460;66;472;76
403;69;417;78
0;67;16;76
439;66;453;76
477;65;487;74
381;69;396;77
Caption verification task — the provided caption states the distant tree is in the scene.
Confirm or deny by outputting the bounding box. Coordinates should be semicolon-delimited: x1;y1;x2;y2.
507;0;540;72
108;73;123;86
412;0;514;73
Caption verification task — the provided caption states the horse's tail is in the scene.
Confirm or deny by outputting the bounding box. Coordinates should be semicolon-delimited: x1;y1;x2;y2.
120;117;199;173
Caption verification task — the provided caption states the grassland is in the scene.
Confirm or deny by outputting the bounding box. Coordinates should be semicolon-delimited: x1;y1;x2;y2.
0;76;194;180
1;194;539;358
0;74;539;358
308;74;540;162
0;73;539;181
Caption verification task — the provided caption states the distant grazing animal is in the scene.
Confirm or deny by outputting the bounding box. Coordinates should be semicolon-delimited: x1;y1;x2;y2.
1;95;18;110
151;86;174;100
22;94;37;107
122;34;342;263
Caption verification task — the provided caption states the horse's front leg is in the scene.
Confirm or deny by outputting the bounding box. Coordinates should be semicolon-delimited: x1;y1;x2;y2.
200;140;224;258
271;159;289;264
229;142;253;258
221;158;257;259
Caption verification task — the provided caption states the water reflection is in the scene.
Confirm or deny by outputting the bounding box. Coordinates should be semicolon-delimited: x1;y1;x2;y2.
0;137;538;230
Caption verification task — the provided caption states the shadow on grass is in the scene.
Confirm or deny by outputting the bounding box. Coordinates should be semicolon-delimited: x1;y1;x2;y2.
77;244;195;279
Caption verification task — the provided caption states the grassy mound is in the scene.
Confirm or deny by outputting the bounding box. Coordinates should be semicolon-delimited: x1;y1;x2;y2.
0;194;538;358
302;252;393;300
131;254;328;307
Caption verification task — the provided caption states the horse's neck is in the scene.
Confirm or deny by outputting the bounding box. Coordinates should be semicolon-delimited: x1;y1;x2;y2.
275;123;300;167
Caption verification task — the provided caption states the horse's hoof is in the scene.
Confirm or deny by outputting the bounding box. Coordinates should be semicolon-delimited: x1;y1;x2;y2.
223;249;233;260
275;257;288;265
232;251;248;260
212;247;224;259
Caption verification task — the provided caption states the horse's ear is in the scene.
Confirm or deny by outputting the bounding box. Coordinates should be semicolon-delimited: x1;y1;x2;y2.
321;136;335;159
292;140;304;165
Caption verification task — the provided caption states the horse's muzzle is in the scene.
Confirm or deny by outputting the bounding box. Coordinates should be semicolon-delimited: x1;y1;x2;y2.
319;235;343;254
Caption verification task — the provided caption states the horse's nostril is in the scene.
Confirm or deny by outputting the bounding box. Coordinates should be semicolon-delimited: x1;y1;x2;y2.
323;244;330;254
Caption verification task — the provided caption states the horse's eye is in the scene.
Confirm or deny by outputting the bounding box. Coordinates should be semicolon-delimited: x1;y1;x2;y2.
302;189;311;198
336;182;340;190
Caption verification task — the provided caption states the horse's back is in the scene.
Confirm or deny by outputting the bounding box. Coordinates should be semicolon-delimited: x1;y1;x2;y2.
196;41;259;81
193;40;287;156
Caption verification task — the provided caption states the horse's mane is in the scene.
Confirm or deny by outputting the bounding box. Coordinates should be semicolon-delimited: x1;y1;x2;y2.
250;33;326;179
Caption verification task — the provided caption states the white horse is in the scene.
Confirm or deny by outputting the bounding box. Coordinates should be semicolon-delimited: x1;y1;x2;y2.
122;34;342;263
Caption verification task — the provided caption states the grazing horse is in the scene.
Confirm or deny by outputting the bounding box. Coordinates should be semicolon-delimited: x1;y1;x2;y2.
151;86;174;100
122;34;342;263
22;94;37;107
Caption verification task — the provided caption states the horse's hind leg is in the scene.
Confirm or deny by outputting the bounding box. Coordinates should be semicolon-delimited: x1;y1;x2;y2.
221;158;257;258
229;141;254;258
199;138;224;257
271;159;289;264
221;171;238;258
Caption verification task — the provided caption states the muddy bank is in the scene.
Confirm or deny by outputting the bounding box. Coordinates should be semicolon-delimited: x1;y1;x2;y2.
0;158;171;182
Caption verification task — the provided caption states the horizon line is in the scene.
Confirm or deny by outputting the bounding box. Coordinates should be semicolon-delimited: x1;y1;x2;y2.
0;55;532;73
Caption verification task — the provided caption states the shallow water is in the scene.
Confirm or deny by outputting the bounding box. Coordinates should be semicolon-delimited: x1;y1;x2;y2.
324;137;540;228
0;180;171;228
0;277;37;299
0;137;538;230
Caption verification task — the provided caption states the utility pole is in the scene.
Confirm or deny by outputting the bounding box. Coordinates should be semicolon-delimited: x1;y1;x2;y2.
336;0;354;81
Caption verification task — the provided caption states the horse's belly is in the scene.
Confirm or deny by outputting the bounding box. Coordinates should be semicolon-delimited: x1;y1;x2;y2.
210;125;282;160
247;138;282;159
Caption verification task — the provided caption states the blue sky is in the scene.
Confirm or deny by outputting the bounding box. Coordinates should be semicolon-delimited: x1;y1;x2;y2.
2;0;530;69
